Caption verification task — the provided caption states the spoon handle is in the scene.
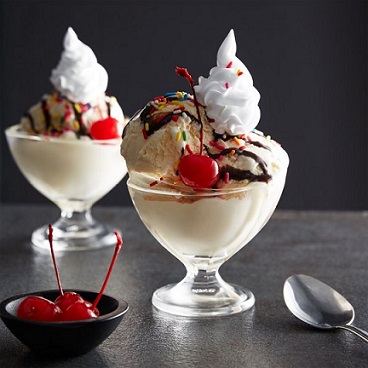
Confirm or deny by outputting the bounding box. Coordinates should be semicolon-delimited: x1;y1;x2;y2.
340;325;368;343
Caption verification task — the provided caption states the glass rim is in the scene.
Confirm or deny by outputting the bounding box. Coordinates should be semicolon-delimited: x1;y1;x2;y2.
127;175;279;197
5;124;122;145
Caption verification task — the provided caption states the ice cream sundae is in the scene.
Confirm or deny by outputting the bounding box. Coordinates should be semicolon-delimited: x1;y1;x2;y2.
5;27;127;250
20;27;124;139
121;29;289;317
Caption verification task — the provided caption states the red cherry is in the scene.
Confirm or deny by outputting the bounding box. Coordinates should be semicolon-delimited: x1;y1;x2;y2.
61;301;98;321
17;296;62;322
16;226;122;322
54;291;84;312
90;117;120;140
178;154;220;188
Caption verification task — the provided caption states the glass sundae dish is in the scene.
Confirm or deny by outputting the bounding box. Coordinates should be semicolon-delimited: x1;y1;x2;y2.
122;30;289;316
5;28;127;251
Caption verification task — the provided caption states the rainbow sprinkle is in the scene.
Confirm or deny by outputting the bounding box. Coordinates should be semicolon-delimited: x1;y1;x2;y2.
210;141;226;150
225;172;230;184
233;137;241;146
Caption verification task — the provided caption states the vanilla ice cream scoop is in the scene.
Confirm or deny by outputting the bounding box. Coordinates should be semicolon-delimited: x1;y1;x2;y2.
121;92;288;190
194;29;260;135
50;27;108;104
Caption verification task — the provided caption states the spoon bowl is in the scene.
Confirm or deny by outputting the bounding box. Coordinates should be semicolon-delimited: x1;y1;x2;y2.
283;274;368;342
0;289;129;356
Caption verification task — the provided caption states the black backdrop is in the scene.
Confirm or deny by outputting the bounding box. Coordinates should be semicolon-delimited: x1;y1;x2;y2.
1;1;367;210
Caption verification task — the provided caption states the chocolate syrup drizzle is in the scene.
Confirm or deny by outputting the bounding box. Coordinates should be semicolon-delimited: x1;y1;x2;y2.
213;131;270;151
41;99;51;131
24;112;37;133
204;146;271;183
134;92;272;184
139;94;200;137
24;94;113;137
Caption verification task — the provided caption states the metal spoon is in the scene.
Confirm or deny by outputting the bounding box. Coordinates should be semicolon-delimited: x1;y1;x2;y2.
283;274;368;342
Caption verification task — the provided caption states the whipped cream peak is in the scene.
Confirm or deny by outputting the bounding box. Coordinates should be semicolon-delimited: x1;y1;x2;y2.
194;29;260;136
50;27;108;104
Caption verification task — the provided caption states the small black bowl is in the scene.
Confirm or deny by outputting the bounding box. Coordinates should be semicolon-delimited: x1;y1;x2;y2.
0;289;128;357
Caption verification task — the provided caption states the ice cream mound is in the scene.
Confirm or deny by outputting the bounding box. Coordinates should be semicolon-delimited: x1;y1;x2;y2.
121;91;287;191
19;27;124;140
121;29;288;192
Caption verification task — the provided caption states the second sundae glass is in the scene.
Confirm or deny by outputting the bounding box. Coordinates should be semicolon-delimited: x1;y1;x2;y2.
128;170;287;317
5;27;128;251
6;126;127;251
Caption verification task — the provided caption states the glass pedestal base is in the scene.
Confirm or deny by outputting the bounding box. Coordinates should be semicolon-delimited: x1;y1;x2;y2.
152;274;255;317
31;209;118;251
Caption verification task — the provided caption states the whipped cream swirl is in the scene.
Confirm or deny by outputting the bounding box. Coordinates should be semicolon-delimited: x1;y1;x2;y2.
194;29;260;135
50;27;108;104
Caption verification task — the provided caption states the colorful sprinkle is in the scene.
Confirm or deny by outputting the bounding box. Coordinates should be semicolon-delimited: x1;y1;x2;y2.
171;100;184;108
176;131;181;142
172;115;179;122
182;131;187;141
173;179;182;185
150;180;158;187
145;122;149;131
226;61;233;68
142;128;148;140
218;155;224;161
74;104;81;113
225;82;229;89
237;69;244;76
233;137;241;146
209;141;226;150
266;135;271;142
230;149;235;156
225;172;230;184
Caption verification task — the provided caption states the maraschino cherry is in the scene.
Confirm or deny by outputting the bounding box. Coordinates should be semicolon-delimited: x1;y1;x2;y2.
178;155;219;188
90;117;120;140
17;295;62;322
17;225;123;322
175;67;220;188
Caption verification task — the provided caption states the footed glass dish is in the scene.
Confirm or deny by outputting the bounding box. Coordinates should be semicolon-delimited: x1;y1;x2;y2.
128;170;287;317
5;125;127;251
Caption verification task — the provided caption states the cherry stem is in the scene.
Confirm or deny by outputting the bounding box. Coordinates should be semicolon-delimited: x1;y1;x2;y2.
91;231;123;310
175;66;204;155
48;224;64;297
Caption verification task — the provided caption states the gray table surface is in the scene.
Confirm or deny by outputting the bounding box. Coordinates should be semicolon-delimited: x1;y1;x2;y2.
0;204;367;368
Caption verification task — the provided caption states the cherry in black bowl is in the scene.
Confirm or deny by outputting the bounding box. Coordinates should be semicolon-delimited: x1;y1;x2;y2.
0;289;129;357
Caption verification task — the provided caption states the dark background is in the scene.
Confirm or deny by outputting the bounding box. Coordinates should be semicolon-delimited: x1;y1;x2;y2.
1;0;367;210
